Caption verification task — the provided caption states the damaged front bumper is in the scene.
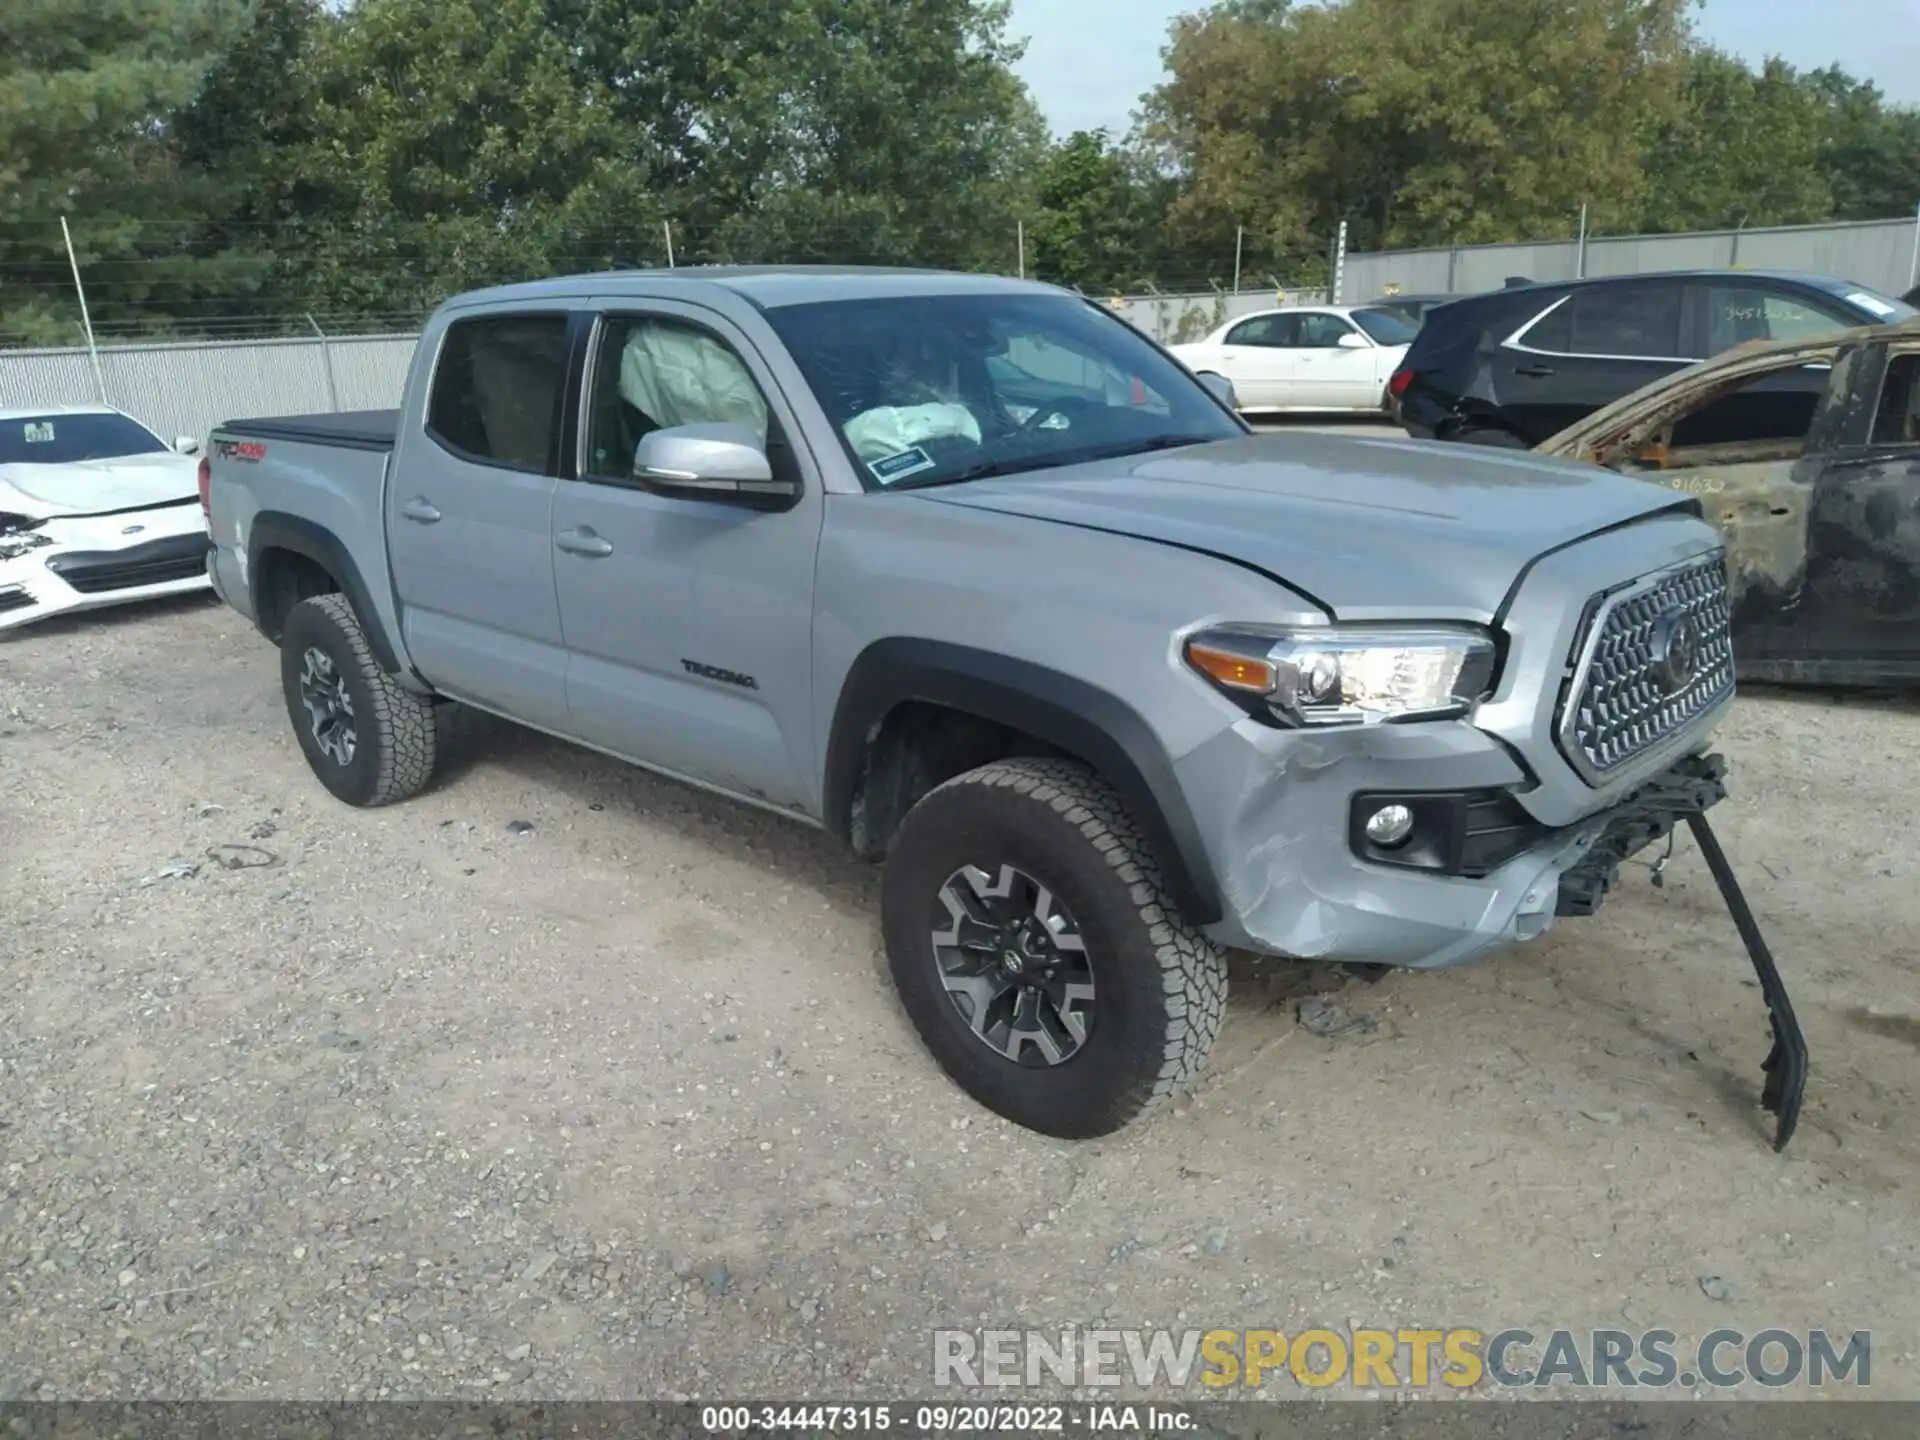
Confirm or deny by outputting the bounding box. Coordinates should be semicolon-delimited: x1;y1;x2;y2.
0;506;212;632
1181;723;1806;1148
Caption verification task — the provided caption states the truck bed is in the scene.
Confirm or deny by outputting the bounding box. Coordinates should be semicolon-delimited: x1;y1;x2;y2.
219;410;399;452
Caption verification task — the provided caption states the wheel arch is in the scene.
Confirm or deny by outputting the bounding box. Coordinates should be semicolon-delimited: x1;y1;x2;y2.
823;639;1223;927
247;512;406;676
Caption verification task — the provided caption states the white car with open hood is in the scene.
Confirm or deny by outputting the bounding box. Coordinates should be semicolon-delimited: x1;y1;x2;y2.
0;404;212;632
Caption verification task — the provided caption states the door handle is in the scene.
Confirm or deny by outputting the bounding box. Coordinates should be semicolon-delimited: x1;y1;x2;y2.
555;526;614;558
399;498;441;524
1512;363;1556;378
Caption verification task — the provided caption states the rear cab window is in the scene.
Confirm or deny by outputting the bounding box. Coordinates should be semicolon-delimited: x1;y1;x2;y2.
426;313;573;473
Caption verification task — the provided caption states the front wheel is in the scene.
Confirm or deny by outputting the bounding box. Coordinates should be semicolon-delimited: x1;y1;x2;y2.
881;758;1229;1138
279;593;438;807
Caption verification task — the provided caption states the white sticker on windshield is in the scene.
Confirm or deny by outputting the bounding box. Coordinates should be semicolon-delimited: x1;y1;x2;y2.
867;445;936;485
23;422;54;443
1847;292;1897;318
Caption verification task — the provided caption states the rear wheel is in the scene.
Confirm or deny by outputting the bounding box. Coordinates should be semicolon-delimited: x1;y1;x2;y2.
279;593;437;807
1455;424;1529;449
881;757;1229;1138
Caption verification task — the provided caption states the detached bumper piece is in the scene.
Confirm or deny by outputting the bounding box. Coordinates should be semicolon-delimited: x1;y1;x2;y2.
1556;752;1807;1151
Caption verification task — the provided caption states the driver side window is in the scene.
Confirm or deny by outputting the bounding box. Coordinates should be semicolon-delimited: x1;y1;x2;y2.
1293;313;1356;348
582;313;799;488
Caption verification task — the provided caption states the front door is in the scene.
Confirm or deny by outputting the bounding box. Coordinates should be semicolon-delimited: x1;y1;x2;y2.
1795;345;1920;681
551;302;825;812
385;307;574;732
1289;311;1379;409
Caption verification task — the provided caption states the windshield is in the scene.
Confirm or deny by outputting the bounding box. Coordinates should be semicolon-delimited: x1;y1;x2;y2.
760;292;1245;490
1808;279;1920;324
0;412;170;465
1349;306;1422;346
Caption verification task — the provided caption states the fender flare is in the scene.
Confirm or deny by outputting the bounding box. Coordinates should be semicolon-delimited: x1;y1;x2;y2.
823;639;1223;927
246;511;408;677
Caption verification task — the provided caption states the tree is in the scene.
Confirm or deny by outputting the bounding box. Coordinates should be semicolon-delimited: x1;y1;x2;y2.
1027;130;1175;293
1638;50;1834;232
1804;66;1920;223
205;0;1049;320
1142;0;1697;264
0;0;249;341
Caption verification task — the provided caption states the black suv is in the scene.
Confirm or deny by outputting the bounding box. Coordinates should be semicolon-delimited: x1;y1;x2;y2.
1390;270;1919;447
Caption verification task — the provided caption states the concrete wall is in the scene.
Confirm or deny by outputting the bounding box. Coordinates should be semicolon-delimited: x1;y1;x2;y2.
1342;214;1920;303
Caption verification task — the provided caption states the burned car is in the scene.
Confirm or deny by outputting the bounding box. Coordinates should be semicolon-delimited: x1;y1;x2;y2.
1538;318;1920;687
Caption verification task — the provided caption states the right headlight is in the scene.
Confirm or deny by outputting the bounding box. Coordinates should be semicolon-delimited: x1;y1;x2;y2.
1182;623;1498;727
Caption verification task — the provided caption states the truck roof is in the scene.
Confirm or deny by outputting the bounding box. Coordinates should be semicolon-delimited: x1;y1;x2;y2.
442;265;1066;312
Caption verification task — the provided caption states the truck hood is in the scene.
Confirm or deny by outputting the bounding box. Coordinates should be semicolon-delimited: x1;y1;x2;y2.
912;432;1696;621
0;452;198;521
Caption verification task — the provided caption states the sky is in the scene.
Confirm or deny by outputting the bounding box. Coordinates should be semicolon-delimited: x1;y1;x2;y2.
1007;0;1920;138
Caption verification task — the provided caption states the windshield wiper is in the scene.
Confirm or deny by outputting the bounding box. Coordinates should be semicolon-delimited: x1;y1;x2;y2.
885;434;1223;493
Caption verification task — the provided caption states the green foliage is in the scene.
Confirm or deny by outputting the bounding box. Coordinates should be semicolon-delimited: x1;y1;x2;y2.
2;0;1916;341
1639;50;1837;232
1027;130;1177;293
1143;0;1698;257
0;0;250;341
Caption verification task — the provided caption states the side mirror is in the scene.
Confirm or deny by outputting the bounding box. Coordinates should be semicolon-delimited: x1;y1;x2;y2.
174;436;202;456
1336;332;1370;350
1197;372;1238;410
633;422;795;504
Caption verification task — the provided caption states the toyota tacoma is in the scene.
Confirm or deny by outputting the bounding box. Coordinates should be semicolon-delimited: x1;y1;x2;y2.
200;267;1807;1146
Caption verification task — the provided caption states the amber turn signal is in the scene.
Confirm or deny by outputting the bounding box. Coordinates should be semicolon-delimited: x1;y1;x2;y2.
1184;639;1276;693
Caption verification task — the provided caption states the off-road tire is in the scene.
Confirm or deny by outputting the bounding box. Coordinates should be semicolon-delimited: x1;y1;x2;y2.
279;593;437;808
881;757;1229;1138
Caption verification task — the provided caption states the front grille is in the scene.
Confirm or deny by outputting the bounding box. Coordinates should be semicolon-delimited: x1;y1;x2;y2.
0;587;34;615
1557;552;1734;784
45;534;210;594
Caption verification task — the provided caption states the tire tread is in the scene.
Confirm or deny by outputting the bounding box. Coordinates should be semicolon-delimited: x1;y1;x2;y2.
288;593;436;807
910;757;1228;1124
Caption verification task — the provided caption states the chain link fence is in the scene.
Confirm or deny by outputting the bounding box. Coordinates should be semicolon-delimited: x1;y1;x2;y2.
0;287;1333;443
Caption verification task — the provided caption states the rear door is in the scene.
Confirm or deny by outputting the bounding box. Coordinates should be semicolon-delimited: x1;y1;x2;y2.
1796;343;1920;680
551;299;825;810
1497;281;1695;442
1213;312;1298;408
386;306;576;731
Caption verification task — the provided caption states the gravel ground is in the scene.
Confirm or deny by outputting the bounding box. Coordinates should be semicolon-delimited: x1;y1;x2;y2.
2;591;1916;1404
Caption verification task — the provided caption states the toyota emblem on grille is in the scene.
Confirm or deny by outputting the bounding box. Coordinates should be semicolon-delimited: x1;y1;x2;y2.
1651;607;1699;694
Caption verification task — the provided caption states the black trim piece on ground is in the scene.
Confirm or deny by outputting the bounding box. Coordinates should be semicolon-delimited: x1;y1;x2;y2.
220;411;401;452
246;511;408;677
823;638;1223;927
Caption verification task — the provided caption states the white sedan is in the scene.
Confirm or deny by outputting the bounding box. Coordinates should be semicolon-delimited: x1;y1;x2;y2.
1168;303;1421;414
1;404;211;633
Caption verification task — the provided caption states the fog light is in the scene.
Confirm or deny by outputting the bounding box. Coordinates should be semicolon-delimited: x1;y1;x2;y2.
1364;803;1415;848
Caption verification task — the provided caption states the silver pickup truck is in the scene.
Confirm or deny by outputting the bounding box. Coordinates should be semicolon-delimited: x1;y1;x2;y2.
202;266;1806;1146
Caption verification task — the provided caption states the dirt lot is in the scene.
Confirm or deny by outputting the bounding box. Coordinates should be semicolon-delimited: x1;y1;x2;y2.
3;592;1917;1403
